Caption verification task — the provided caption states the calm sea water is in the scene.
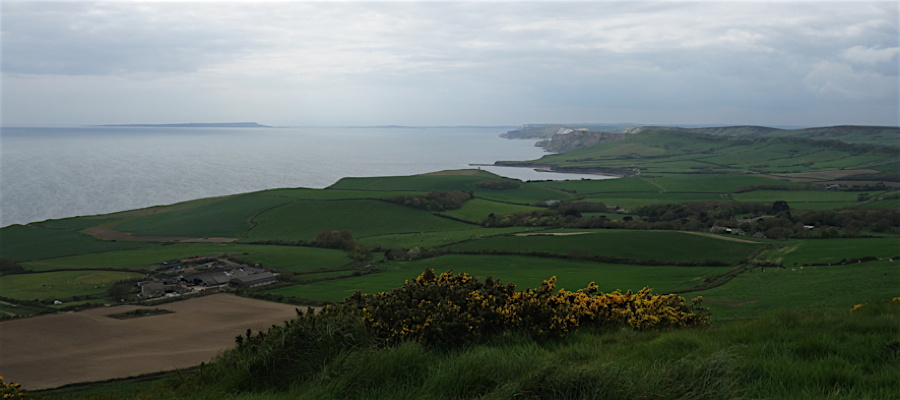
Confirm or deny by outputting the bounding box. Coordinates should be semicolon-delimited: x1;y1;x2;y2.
0;126;614;227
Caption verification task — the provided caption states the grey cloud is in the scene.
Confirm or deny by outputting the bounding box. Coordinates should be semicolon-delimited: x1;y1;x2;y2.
1;2;264;76
1;1;897;126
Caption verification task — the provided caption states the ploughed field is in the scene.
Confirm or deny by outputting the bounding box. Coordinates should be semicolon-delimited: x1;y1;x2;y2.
0;294;302;390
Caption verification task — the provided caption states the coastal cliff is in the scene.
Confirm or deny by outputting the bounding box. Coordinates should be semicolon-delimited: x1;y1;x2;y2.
536;130;626;153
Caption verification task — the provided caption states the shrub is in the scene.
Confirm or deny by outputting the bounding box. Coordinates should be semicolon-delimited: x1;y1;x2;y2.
190;269;711;393
339;269;710;347
0;376;31;399
384;190;473;211
314;230;355;250
475;180;521;190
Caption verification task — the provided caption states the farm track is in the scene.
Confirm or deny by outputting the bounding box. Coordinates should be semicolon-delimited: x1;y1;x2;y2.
680;231;762;244
82;225;237;243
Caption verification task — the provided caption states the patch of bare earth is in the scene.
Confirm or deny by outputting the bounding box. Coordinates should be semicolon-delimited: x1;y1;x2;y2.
681;231;761;244
779;169;881;180
82;225;237;243
749;169;893;185
0;294;305;390
826;180;900;188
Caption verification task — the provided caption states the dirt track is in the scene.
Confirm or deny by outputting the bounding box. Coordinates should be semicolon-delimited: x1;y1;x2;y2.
681;231;761;244
82;225;237;243
0;294;304;390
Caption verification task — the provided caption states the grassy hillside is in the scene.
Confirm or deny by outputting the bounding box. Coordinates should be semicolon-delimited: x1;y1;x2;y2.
2;125;898;398
501;129;899;177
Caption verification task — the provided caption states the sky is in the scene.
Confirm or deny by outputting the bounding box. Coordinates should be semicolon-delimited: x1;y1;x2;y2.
1;1;898;127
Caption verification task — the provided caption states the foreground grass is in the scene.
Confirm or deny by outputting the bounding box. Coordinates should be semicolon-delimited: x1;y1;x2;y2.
39;299;900;400
695;260;899;321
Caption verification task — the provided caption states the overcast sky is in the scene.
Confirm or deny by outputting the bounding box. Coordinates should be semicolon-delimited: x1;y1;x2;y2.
2;1;897;127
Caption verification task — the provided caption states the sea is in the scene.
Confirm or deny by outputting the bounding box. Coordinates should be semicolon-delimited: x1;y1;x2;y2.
0;126;615;227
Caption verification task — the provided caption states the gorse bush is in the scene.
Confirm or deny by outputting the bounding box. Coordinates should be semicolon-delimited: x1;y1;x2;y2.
341;269;709;347
0;376;31;399
209;269;709;392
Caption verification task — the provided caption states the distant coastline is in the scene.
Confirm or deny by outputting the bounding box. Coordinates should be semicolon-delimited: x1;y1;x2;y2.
97;122;272;128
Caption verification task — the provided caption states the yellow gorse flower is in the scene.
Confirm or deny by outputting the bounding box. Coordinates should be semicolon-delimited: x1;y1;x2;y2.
353;269;710;347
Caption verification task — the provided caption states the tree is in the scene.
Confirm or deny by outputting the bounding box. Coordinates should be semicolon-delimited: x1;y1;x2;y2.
107;283;134;302
0;259;25;276
349;244;372;262
314;230;355;250
772;200;790;213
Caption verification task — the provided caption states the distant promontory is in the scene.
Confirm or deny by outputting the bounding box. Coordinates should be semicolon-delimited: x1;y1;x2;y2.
98;122;272;128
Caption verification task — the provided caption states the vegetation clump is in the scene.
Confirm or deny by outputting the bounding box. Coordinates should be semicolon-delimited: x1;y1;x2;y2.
349;269;708;347
0;376;31;399
197;269;708;393
475;179;521;190
384;190;473;211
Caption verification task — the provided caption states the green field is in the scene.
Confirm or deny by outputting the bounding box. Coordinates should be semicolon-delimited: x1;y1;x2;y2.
696;260;899;321
763;238;900;266
114;192;296;237
440;198;542;223
0;270;143;301
28;243;353;274
525;130;898;176
732;190;884;208
448;230;765;265
355;227;535;249
244;199;474;242
329;171;572;204
0;224;153;263
266;254;728;303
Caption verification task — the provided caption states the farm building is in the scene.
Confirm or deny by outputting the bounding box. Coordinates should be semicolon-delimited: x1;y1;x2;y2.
229;272;277;288
137;280;188;299
181;266;276;288
709;226;746;235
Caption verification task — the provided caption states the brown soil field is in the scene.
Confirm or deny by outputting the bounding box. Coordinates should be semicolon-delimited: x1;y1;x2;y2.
82;225;237;243
0;294;304;390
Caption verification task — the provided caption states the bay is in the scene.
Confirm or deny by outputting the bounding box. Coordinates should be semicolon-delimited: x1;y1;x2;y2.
0;126;614;227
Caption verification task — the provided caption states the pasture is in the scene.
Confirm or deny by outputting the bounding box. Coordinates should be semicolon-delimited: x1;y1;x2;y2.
441;198;542;223
696;260;898;321
732;189;884;209
0;224;152;263
329;171;571;204
448;230;765;265
27;243;353;274
114;192;296;237
0;270;143;301
355;227;534;249
267;254;728;302
763;238;900;266
244;199;473;242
